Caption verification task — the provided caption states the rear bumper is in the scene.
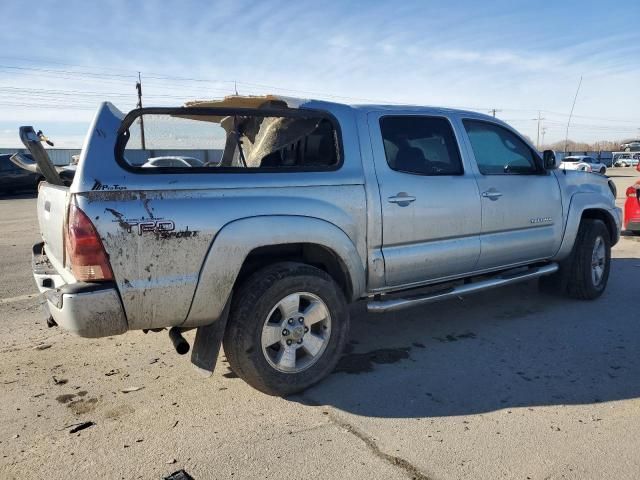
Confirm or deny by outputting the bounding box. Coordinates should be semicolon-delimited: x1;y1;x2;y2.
33;242;128;337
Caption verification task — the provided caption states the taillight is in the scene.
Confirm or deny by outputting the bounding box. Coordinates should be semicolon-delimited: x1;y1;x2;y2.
65;204;113;281
627;186;639;198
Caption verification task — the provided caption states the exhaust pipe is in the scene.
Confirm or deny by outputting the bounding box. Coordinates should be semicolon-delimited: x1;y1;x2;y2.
169;327;190;355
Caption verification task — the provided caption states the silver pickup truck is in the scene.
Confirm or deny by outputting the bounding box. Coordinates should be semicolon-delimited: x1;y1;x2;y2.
20;95;621;396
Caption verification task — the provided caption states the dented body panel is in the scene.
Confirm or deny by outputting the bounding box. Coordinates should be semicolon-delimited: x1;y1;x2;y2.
76;185;366;330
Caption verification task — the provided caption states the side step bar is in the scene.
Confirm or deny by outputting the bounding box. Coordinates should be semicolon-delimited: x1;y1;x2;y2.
367;263;559;313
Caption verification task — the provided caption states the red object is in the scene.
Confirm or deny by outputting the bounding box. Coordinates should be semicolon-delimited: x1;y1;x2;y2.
65;204;114;281
624;182;640;232
636;161;640;173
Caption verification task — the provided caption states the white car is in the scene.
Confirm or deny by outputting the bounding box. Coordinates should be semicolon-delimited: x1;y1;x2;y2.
141;156;204;168
560;155;607;175
613;153;640;167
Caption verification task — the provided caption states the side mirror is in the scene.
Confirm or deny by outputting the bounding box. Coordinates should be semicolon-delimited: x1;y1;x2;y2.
543;150;558;170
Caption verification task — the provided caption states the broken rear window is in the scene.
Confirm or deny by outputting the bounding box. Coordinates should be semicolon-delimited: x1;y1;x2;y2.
118;108;341;172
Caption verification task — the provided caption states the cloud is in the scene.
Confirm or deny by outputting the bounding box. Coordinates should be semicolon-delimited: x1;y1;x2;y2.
0;0;638;144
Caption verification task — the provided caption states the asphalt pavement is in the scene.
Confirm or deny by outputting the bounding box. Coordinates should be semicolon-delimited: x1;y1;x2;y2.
1;169;639;480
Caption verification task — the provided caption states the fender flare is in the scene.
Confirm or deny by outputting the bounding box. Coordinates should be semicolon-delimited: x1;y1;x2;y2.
182;215;366;328
554;192;621;261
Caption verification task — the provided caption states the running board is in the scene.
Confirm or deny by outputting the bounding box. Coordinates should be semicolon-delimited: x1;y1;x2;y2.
367;263;559;313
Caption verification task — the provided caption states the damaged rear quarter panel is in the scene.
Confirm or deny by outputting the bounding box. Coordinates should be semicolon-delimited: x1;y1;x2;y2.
79;190;214;330
77;185;366;330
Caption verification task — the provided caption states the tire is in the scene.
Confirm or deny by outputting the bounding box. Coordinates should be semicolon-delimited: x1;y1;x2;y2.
539;219;611;299
223;262;349;396
599;167;606;175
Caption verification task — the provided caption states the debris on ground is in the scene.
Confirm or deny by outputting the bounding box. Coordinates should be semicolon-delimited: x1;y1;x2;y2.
121;386;144;393
164;470;194;480
52;376;68;385
166;458;177;464
68;421;95;434
33;344;52;350
104;369;119;376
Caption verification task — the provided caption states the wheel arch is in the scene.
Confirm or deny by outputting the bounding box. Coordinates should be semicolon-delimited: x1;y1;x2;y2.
554;192;621;261
235;243;354;301
581;208;617;243
183;215;366;328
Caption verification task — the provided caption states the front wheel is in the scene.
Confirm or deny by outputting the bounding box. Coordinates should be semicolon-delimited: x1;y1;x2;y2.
539;219;611;299
566;219;611;299
223;262;349;396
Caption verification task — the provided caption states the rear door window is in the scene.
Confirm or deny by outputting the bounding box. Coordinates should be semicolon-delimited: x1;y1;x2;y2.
379;116;463;175
462;120;540;175
120;110;341;172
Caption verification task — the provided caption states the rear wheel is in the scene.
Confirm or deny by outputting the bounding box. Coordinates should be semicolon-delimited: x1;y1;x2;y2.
223;262;349;396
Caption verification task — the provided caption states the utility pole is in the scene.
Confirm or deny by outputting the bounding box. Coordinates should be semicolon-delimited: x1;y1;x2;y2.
489;108;502;118
534;111;545;150
136;72;146;150
541;126;547;147
564;75;582;153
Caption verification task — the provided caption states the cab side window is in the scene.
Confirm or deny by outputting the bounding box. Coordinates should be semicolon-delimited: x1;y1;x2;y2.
380;116;463;175
462;120;540;175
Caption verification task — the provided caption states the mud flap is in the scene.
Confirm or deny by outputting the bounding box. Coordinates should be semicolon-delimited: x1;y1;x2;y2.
190;300;231;377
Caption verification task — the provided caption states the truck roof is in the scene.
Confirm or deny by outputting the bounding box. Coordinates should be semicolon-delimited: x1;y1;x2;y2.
185;94;497;122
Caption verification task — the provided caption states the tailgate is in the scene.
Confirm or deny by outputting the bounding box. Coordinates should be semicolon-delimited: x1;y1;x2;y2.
37;183;69;271
16;125;71;275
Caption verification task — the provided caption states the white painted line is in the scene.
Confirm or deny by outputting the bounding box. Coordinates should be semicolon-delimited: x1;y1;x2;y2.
0;293;41;305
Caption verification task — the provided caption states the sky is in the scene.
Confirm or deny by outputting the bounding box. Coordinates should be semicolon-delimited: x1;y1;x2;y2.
0;0;638;147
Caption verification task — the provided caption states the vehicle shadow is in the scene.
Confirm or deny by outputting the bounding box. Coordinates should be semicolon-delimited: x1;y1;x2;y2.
295;258;640;418
0;191;37;200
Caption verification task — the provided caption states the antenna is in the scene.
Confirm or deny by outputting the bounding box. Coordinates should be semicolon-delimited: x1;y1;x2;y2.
563;75;582;153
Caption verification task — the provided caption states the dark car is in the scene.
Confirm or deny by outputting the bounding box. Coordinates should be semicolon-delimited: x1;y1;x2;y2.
0;153;43;194
621;140;640;152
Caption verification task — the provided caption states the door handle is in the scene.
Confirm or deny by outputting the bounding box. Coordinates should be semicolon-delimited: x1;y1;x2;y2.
481;190;503;200
388;192;416;206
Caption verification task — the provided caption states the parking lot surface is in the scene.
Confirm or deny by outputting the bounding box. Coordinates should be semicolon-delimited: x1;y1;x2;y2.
1;168;639;480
